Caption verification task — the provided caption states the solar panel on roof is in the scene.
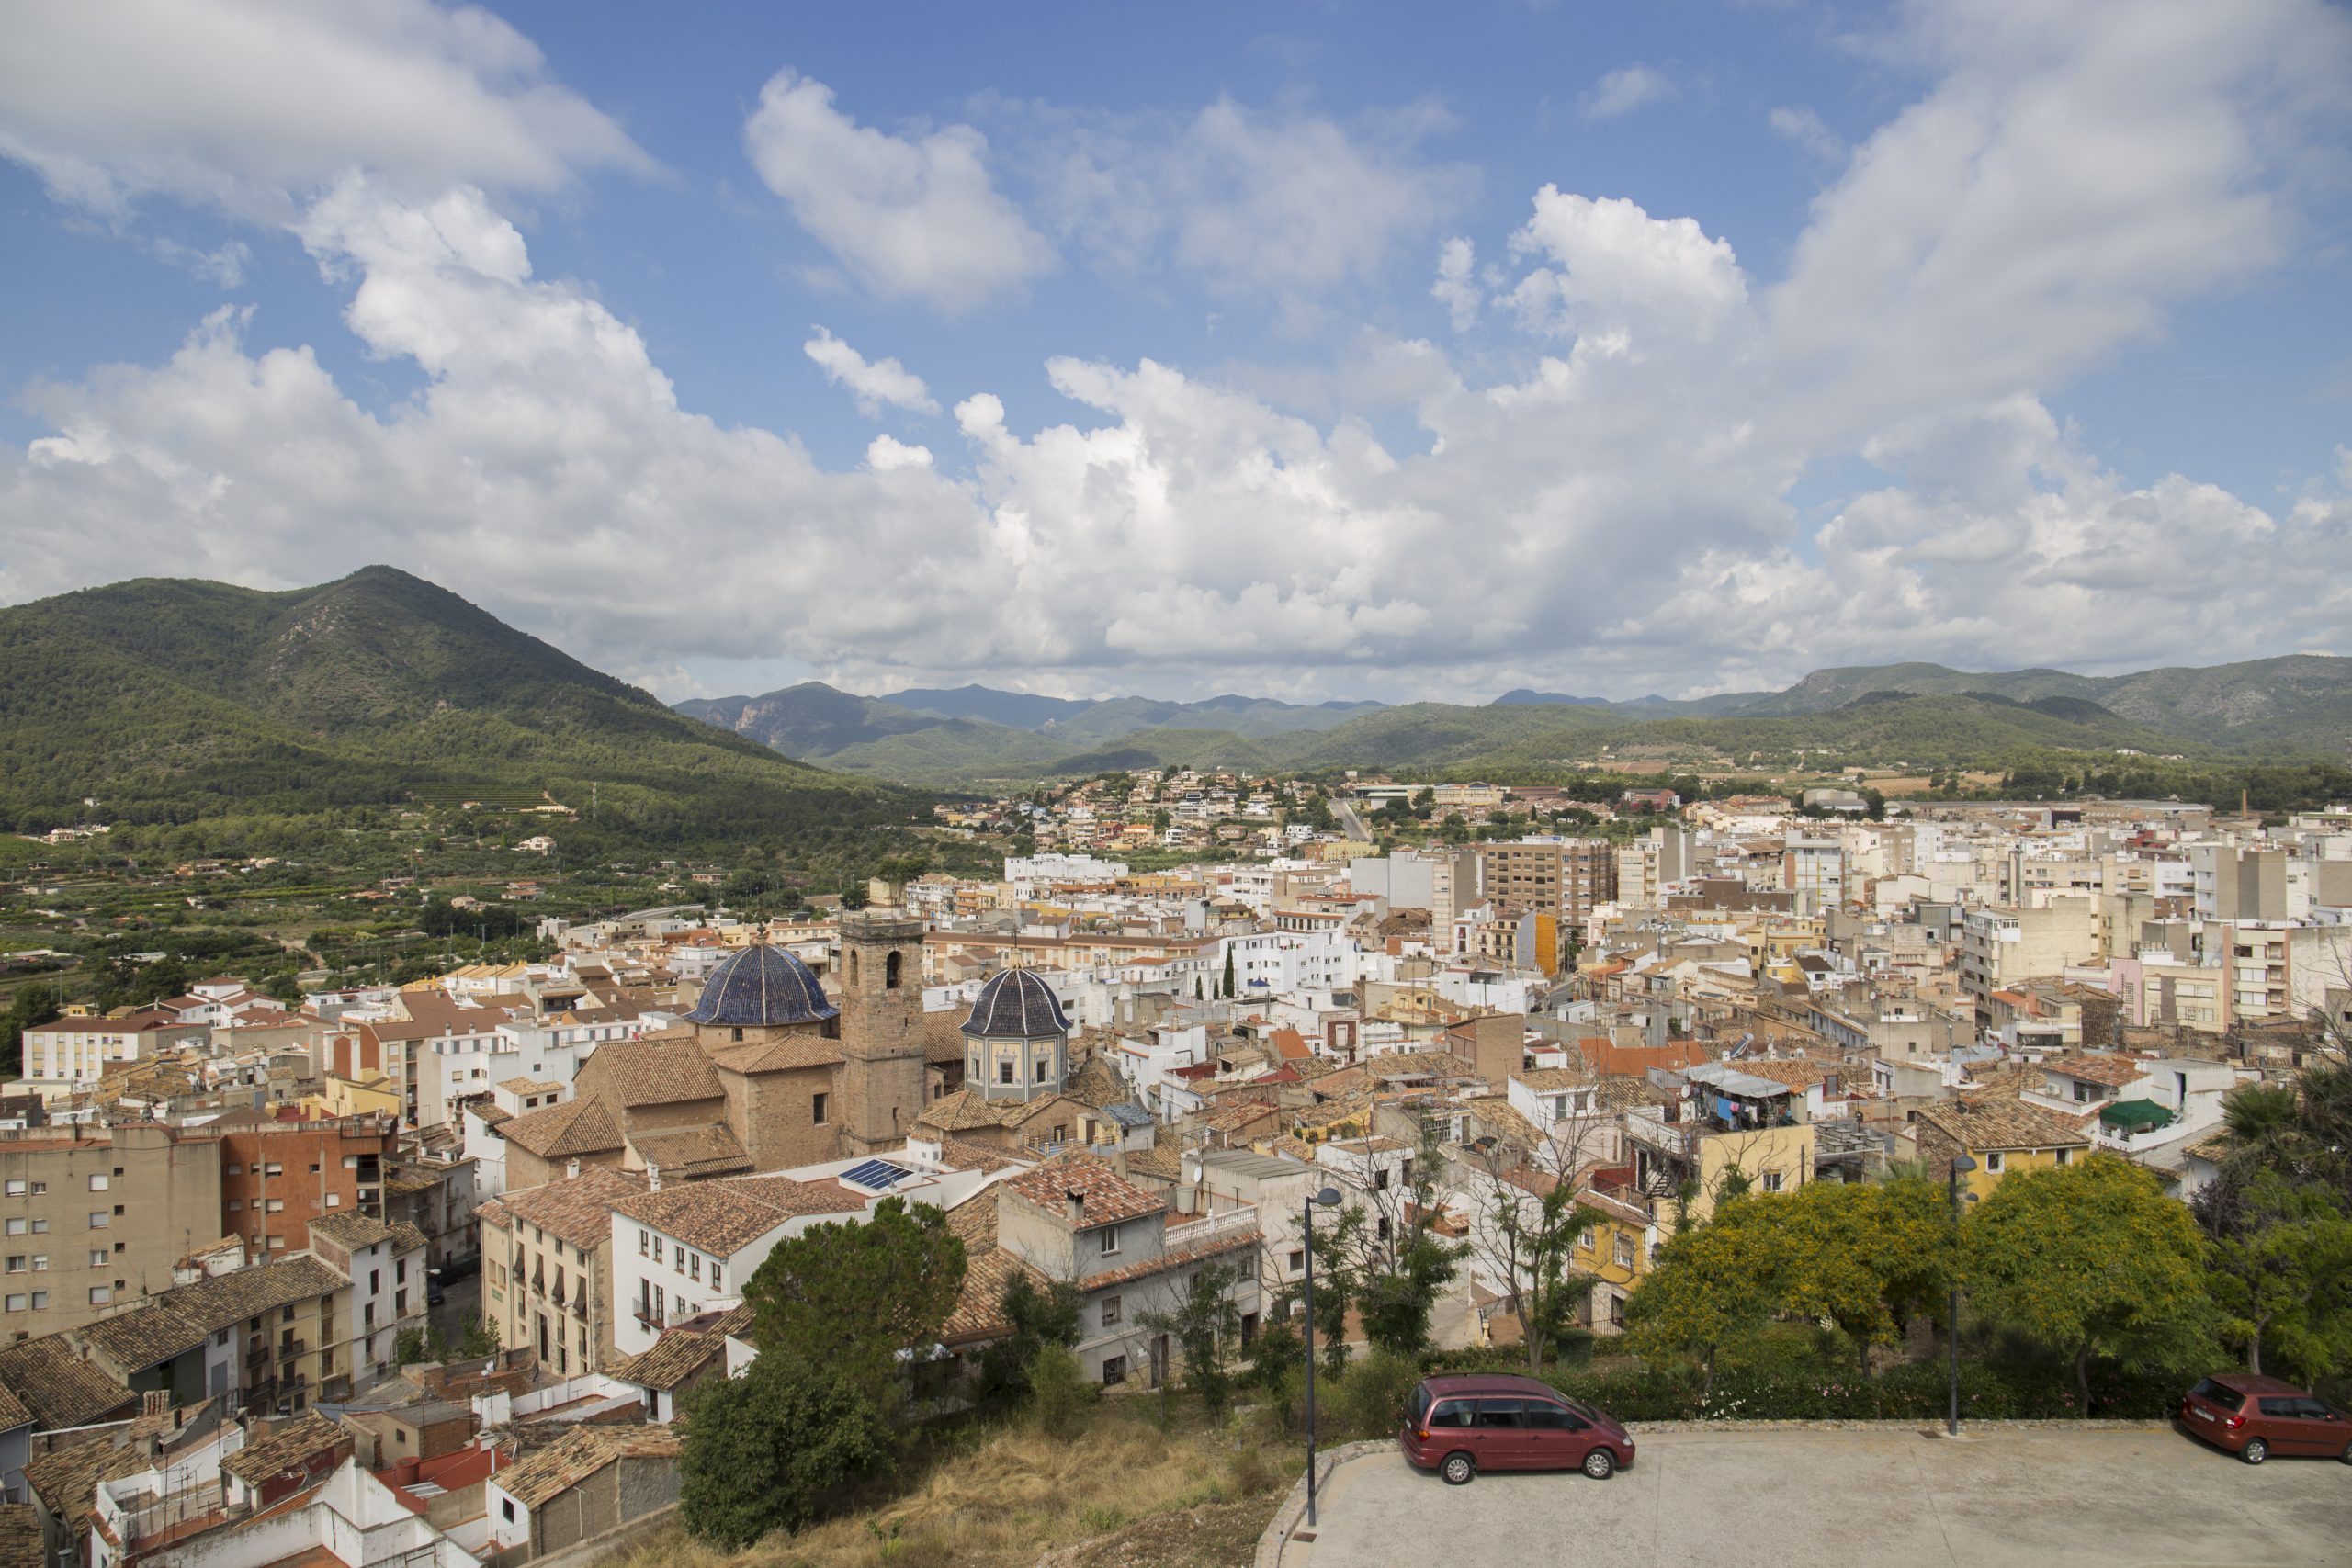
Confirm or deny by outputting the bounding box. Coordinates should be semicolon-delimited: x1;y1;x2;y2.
842;1158;914;1190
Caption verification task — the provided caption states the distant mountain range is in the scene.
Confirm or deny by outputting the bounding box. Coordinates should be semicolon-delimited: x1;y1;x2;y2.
0;568;917;844
678;655;2352;787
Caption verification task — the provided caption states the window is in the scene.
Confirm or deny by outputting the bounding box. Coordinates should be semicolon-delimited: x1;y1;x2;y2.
265;1200;284;1214
1099;1224;1122;1257
1376;1216;1392;1242
86;1213;107;1231
28;1292;45;1311
325;1195;341;1209
309;1163;321;1174
30;1257;44;1272
709;1265;721;1292
3;1181;20;1198
2054;1147;2075;1166
88;1251;106;1268
0;1296;19;1314
87;1175;107;1192
1613;1235;1636;1269
1102;1294;1123;1326
639;1228;650;1257
1035;1057;1050;1083
811;1093;828;1125
227;1200;243;1213
1984;1151;2006;1174
225;1165;242;1178
502;1500;515;1524
651;1237;663;1263
1428;1401;1473;1428
264;1163;284;1177
1101;1355;1127;1386
1287;1249;1305;1273
1;1258;17;1275
690;1254;701;1282
1474;1400;1525;1429
87;1287;110;1306
1374;1168;1390;1191
1577;1226;1597;1253
998;1060;1015;1085
369;1269;380;1292
2;1222;18;1238
1761;1172;1786;1194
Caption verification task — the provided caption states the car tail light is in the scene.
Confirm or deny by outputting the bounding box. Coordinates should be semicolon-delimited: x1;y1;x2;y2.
2224;1415;2245;1430
1414;1428;1430;1441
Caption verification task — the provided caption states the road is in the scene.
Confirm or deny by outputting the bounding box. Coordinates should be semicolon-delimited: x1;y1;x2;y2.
1291;1427;2352;1568
1332;795;1372;842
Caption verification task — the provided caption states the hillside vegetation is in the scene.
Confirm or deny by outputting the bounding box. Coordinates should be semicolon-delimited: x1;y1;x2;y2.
0;569;924;853
684;654;2352;788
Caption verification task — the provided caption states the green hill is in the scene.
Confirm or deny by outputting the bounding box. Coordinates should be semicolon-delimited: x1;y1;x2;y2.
0;568;922;848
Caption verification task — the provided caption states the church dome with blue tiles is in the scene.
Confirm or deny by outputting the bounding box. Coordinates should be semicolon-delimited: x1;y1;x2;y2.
684;940;838;1028
961;967;1071;1040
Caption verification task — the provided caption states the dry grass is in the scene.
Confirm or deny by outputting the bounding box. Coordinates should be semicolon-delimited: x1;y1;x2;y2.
620;1404;1295;1568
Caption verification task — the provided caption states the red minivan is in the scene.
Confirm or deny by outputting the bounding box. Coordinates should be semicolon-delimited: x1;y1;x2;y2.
1400;1373;1634;1484
2178;1374;2352;1464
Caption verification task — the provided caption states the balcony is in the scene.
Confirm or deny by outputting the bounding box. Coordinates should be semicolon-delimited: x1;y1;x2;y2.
1163;1204;1258;1252
277;1337;306;1359
1624;1109;1700;1163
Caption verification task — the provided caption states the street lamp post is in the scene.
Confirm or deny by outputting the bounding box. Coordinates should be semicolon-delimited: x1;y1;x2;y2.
1947;1154;1978;1437
1301;1185;1342;1529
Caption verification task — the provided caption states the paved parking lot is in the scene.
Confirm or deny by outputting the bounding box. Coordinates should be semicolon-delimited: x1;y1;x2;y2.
1291;1427;2352;1567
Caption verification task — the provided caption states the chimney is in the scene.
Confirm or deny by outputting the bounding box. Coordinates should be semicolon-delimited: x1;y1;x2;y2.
645;1162;661;1193
565;1158;581;1180
1064;1189;1085;1226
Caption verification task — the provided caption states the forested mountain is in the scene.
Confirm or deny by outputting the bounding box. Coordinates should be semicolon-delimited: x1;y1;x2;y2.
0;569;920;846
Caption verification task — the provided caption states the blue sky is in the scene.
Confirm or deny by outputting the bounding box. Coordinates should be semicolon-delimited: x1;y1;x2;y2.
2;0;2347;705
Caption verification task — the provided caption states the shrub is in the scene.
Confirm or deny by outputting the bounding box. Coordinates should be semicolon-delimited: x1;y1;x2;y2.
679;1354;891;1547
1028;1342;1095;1440
1331;1349;1423;1438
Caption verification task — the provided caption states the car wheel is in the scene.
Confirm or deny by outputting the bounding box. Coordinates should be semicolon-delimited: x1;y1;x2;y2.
2241;1438;2268;1465
1442;1451;1476;1486
1583;1448;1617;1480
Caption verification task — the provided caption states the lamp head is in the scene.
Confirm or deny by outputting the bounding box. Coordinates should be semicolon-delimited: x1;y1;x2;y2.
1312;1187;1342;1208
1952;1155;1979;1174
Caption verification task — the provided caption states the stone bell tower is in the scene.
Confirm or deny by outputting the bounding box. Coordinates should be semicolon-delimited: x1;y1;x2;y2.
835;909;928;1156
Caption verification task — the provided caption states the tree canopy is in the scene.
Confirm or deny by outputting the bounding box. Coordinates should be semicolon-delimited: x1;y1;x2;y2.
744;1196;967;1396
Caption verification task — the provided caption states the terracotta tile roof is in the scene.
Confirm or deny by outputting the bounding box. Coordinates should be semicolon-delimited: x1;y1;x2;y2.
916;1089;1081;1134
2183;1130;2235;1164
613;1186;797;1260
0;1504;40;1568
495;1425;680;1509
497;1098;624;1159
308;1213;424;1254
929;1137;1030;1175
704;1034;843;1076
1577;1038;1713;1077
2038;1053;2149;1089
24;1437;144;1539
1914;1098;2093;1153
722;1174;871;1219
946;1187;1000;1253
222;1414;350;1487
1078;1230;1259;1292
586;1037;725;1108
165;1256;349;1334
1511;1067;1597;1091
1739;1060;1834;1090
491;1166;650;1251
0;1337;133;1429
626;1122;754;1179
1003;1153;1166;1232
605;1313;741;1393
0;1380;28;1433
943;1244;1049;1346
1120;1145;1183;1182
75;1303;210;1371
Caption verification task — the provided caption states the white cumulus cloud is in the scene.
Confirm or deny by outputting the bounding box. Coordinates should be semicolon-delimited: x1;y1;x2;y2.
0;0;648;220
743;71;1056;314
802;328;939;416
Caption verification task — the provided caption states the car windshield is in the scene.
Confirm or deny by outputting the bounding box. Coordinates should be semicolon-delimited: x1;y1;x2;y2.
1409;1385;1432;1425
2190;1378;2244;1411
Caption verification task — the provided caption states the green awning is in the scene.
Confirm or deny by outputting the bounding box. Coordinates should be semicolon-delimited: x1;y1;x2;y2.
2098;1098;2173;1133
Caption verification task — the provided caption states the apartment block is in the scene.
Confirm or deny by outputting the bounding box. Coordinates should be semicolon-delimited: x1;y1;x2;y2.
217;1114;398;1261
0;1125;223;1343
1476;839;1618;926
